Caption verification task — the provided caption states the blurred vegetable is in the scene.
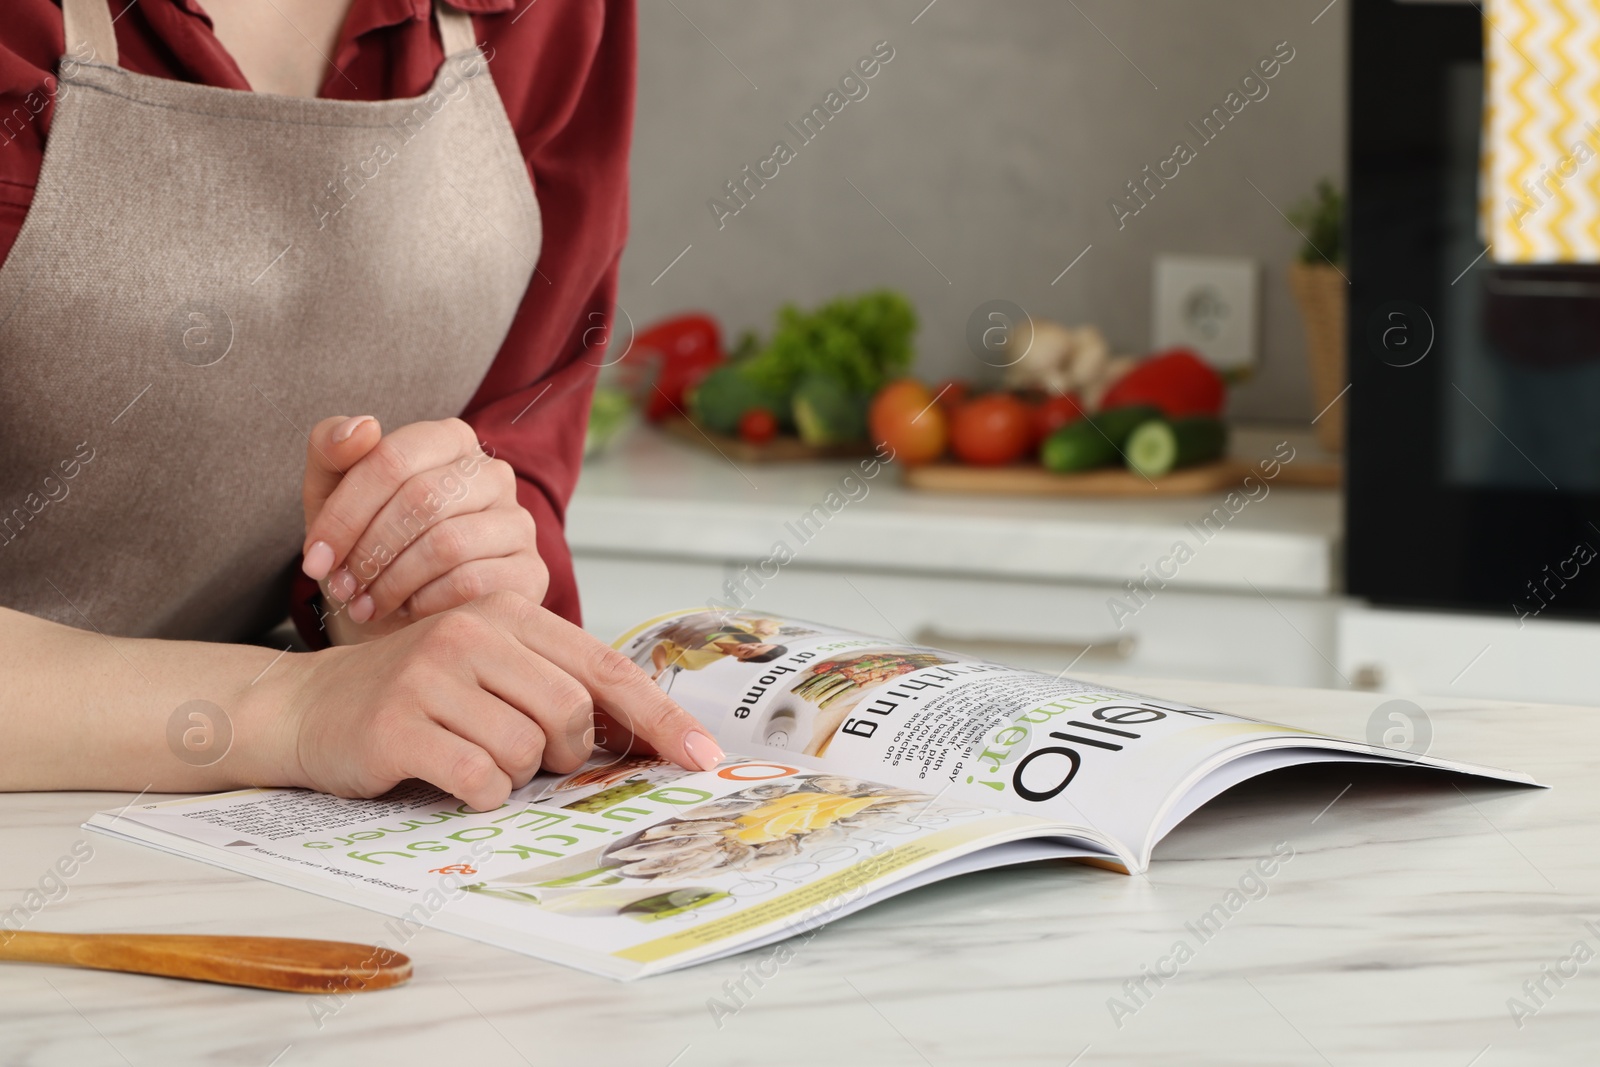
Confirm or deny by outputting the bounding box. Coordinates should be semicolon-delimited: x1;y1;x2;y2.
932;378;972;413
1040;421;1117;473
1090;404;1163;448
870;379;947;465
1099;348;1225;418
739;289;917;398
1032;392;1085;445
1037;404;1161;473
627;313;725;422
738;408;779;446
793;373;870;446
950;394;1033;466
685;290;917;447
1083;354;1138;411
1001;321;1112;397
1125;416;1229;478
583;385;634;457
690;365;789;435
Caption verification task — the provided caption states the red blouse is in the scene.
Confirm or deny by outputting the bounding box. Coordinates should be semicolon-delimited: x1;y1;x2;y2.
0;0;633;629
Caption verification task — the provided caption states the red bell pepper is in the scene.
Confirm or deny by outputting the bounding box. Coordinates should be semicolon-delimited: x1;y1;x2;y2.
1099;348;1226;418
624;313;725;422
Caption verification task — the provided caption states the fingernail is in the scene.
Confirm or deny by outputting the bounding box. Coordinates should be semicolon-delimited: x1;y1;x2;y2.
302;540;334;580
333;415;375;443
327;568;357;602
682;732;724;772
349;594;375;624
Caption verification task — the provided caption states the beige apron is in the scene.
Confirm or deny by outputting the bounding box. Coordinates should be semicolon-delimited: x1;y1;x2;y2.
0;0;539;641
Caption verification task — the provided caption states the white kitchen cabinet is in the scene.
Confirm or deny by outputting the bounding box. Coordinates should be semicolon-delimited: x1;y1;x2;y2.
1338;605;1599;707
575;552;1342;688
570;425;1345;691
571;427;1597;704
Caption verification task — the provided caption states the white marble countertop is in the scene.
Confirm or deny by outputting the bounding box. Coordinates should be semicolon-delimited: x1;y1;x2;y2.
568;424;1343;596
3;677;1593;1066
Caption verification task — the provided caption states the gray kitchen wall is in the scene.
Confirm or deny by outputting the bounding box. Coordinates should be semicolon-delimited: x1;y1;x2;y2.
618;0;1347;422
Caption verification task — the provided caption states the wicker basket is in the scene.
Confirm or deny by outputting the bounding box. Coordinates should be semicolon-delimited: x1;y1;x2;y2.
1287;261;1347;453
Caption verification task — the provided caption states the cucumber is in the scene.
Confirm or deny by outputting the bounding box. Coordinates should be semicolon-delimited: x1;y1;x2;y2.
1041;421;1119;472
1041;404;1161;473
1125;416;1228;478
1091;404;1163;447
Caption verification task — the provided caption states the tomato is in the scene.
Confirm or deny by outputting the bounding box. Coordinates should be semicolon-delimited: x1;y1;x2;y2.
931;378;971;413
869;379;947;465
738;407;779;445
1032;392;1085;445
1099;348;1225;418
950;394;1034;466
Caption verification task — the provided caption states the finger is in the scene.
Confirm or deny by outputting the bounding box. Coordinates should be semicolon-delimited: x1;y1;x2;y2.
428;689;548;789
301;415;382;579
398;720;514;812
465;632;595;772
304;418;486;578
494;596;723;773
593;709;651;757
355;510;532;622
335;457;516;597
396;551;548;623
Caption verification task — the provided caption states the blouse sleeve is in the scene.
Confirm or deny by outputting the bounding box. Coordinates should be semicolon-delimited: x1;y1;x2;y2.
458;0;636;627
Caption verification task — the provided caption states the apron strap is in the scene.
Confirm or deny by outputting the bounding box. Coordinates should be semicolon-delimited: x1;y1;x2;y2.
435;2;479;57
59;2;476;74
61;0;119;67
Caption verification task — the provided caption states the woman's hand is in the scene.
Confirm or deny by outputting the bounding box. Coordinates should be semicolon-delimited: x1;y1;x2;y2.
254;591;725;810
299;416;548;644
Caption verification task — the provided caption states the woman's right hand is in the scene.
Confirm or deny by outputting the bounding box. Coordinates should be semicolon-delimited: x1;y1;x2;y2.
250;591;724;811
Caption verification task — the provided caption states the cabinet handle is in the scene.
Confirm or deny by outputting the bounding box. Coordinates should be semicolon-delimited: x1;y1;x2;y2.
911;626;1136;664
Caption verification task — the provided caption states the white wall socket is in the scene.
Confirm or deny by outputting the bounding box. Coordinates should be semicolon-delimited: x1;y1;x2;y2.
1152;254;1259;375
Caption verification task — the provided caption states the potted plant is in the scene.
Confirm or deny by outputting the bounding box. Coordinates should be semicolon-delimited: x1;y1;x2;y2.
1285;180;1346;453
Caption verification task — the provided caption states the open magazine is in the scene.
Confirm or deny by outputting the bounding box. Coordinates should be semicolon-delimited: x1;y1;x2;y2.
87;608;1540;980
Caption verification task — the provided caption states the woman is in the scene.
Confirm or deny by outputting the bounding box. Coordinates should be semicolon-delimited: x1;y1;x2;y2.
0;0;722;809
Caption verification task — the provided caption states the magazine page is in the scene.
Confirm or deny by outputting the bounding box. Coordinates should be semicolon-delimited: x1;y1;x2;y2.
86;757;1097;980
614;609;1539;872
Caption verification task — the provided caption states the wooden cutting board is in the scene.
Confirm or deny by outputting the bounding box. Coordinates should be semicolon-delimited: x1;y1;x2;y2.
659;415;874;463
902;458;1341;497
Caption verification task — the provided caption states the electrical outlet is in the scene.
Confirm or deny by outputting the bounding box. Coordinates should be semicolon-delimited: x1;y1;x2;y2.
1152;254;1259;375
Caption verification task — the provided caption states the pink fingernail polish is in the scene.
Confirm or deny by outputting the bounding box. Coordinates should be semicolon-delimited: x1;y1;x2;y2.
683;732;724;772
327;568;357;602
302;540;334;580
349;594;375;624
333;415;375;443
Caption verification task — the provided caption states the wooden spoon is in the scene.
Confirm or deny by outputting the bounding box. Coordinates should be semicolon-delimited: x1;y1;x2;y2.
0;931;411;994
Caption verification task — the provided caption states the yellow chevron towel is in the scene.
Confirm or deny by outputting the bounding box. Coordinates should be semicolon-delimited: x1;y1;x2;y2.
1482;0;1600;263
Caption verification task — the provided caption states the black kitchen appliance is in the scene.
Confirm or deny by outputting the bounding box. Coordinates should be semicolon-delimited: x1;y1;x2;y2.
1347;0;1600;620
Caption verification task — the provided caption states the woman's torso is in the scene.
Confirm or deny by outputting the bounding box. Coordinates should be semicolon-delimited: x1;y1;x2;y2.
0;0;540;640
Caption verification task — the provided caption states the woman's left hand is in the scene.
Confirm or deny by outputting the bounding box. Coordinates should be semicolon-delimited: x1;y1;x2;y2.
299;416;548;644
